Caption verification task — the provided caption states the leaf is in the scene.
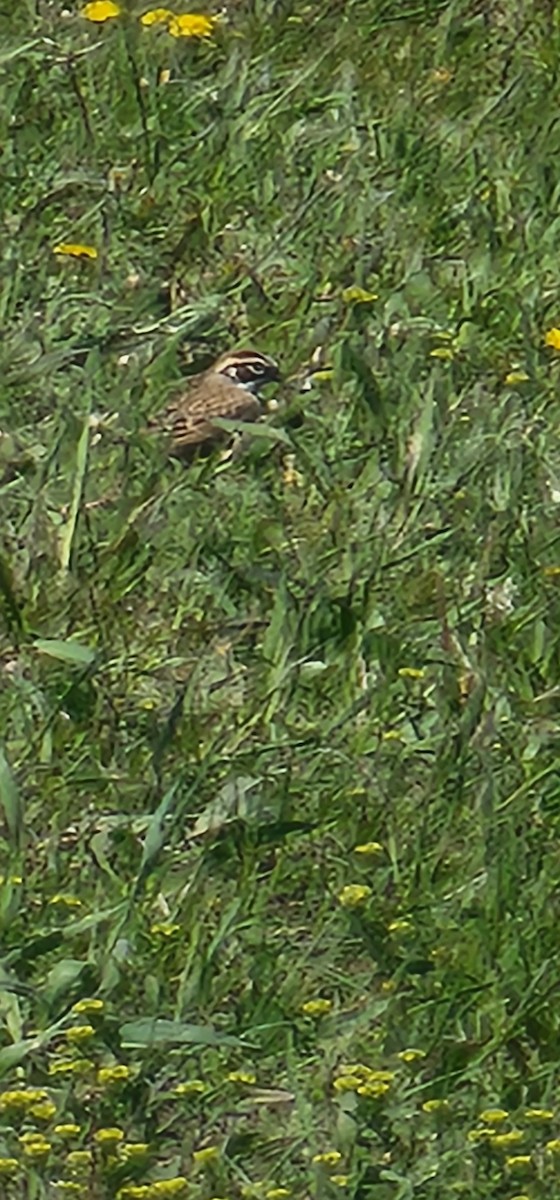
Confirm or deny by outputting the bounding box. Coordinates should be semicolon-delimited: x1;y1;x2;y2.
134;778;182;892
119;1018;252;1049
0;553;24;636
211;417;293;445
0;747;23;851
58;399;92;572
33;638;96;666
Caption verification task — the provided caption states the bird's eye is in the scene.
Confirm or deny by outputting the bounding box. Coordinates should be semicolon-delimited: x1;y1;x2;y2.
252;362;266;374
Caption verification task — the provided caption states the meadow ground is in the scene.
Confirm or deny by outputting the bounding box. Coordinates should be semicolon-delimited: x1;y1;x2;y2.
2;0;560;1196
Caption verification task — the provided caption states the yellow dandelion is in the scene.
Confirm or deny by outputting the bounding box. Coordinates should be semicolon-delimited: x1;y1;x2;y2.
546;1138;560;1153
353;841;383;855
52;243;98;261
301;999;333;1017
422;1099;449;1113
81;1;121;20
524;1108;554;1120
49;1058;94;1076
545;328;560;350
30;1100;57;1120
150;1182;188;1196
331;1178;350;1188
173;1079;206;1096
312;1151;342;1167
0;1159;19;1175
467;1128;495;1142
150;922;181;936
120;1142;150;1157
490;1131;524;1147
504;370;529;385
97;1064;134;1084
480;1108;509;1123
66;1149;94;1168
53;1125;81;1137
193;1146;220;1165
93;1127;125;1145
398;667;425;679
168;12;215;37
333;1074;362;1093
139;7;175;25
356;1081;391;1098
337;884;372;908
72;999;104;1014
397;1048;426;1063
227;1070;257;1085
66;1025;95;1043
342;286;378;304
506;1156;532;1168
22;1138;51;1157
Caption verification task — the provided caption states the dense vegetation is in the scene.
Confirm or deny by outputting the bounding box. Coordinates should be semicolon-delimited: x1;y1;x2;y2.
2;1;560;1196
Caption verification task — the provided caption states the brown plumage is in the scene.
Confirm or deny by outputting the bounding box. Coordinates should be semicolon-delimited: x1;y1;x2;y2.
148;348;280;460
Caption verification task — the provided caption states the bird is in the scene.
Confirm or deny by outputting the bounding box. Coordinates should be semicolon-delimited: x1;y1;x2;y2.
148;348;280;460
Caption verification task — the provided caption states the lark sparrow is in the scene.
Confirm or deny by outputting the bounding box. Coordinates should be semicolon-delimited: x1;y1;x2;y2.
149;348;280;459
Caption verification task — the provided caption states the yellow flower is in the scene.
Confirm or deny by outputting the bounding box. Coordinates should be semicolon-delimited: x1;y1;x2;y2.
312;1151;342;1167
397;1048;426;1063
0;1088;48;1111
120;1142;150;1157
356;1081;391;1098
398;667;425;679
66;1149;94;1169
506;1156;532;1168
545;1138;560;1153
422;1099;449;1113
333;1074;362;1093
72;999;104;1014
227;1070;257;1084
353;841;383;855
30;1100;57;1120
22;1138;51;1157
81;1;121;20
97;1064;134;1084
54;1125;81;1137
480;1108;509;1123
524;1108;554;1120
139;7;175;25
301;999;333;1017
545;328;560;350
342;286;378;304
168;12;215;37
337;884;372;908
0;1159;19;1174
173;1079;206;1096
48;893;84;906
336;1063;372;1078
52;243;98;261
331;1178;349;1188
504;370;529;385
193;1146;220;1165
490;1131;524;1147
150;922;181;936
467;1128;494;1142
94;1127;125;1145
49;1058;94;1076
117;1188;151;1199
150;1182;189;1196
388;918;412;933
266;1190;291;1199
66;1025;95;1043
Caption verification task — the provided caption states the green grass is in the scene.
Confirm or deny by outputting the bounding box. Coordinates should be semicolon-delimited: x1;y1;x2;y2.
3;0;560;1196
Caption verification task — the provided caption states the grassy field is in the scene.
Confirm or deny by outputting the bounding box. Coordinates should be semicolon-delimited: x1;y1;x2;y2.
3;0;560;1196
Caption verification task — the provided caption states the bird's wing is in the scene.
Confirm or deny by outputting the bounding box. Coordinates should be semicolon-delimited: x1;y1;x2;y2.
155;376;262;454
